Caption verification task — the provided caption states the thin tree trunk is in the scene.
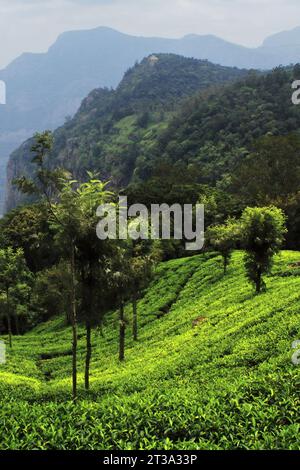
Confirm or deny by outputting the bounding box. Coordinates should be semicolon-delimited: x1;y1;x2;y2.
6;289;12;348
132;293;138;341
15;314;20;336
256;276;261;293
256;268;262;293
84;264;94;392
85;319;92;390
70;242;78;401
7;315;12;348
119;300;125;361
223;253;230;275
223;258;227;275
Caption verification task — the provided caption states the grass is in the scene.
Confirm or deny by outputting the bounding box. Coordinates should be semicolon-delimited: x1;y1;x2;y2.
0;250;299;450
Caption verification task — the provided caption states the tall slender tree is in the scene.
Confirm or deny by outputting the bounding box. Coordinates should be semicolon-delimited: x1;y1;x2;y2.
108;247;131;362
15;132;80;400
0;248;31;348
75;177;115;390
128;253;155;341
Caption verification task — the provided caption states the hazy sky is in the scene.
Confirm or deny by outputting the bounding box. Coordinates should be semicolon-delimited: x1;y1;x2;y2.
1;0;300;69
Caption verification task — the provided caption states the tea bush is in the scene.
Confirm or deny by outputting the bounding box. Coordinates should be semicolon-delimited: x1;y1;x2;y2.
0;251;299;449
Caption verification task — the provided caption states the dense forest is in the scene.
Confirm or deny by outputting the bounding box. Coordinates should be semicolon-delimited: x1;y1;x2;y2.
6;58;300;251
6;54;248;209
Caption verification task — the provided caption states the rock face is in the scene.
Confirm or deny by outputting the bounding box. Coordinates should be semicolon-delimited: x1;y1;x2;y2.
5;139;33;212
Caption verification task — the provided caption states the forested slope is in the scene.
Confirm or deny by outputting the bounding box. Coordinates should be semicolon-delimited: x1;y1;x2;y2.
5;54;248;210
139;66;300;185
7;62;300;219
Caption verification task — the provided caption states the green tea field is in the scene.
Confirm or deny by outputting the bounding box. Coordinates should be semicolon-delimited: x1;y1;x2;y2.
0;251;299;450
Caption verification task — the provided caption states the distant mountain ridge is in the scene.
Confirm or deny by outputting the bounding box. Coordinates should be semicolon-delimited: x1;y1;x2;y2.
2;25;300;213
262;26;300;47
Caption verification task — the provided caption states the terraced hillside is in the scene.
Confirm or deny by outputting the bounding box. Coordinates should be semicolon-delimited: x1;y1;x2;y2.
0;251;299;450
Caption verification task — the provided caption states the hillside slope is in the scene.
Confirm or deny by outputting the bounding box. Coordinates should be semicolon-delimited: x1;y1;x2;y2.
0;26;254;214
6;54;248;211
0;251;299;450
8;65;300;215
3;25;300;214
145;66;300;187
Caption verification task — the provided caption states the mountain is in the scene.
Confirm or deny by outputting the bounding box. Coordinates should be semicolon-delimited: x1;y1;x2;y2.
260;26;300;65
2;25;300;214
1;251;299;449
7;60;300;248
263;26;300;47
147;66;300;185
7;59;300;211
5;53;248;210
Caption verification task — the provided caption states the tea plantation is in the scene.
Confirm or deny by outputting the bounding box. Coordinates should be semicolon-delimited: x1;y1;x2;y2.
0;251;299;450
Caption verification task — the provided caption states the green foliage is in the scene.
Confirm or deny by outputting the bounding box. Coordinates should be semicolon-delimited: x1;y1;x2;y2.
14;131;67;202
31;263;71;323
0;203;57;272
0;251;299;449
8;54;247;206
231;134;300;249
1;56;300;451
0;248;32;343
153;67;300;186
232;134;300;205
241;207;287;292
8;63;300;253
207;218;240;273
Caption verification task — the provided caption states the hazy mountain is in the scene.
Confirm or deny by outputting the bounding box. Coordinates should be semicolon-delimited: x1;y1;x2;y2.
0;26;252;213
263;26;300;47
2;25;300;213
260;26;300;66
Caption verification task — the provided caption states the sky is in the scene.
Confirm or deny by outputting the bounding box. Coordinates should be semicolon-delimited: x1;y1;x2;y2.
1;0;300;69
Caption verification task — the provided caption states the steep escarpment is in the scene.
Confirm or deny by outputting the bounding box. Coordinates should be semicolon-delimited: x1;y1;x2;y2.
5;54;248;211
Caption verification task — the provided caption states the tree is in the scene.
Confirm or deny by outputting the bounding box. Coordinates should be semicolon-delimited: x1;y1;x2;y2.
240;206;287;293
0;248;31;347
49;179;86;399
106;243;141;362
79;262;110;390
15;132;117;396
109;248;130;362
231;134;300;250
125;241;156;341
108;238;158;356
15;132;80;400
130;256;153;341
137;111;150;129
50;177;115;392
31;262;72;324
231;135;300;206
74;177;115;390
207;219;240;274
14;131;66;203
0;203;57;273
